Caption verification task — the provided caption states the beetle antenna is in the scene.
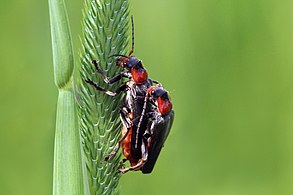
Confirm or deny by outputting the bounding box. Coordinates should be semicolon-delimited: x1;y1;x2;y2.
128;15;135;56
109;16;134;59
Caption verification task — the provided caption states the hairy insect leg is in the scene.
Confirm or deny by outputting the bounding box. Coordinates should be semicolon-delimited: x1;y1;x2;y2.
85;79;128;96
92;60;130;85
119;158;128;169
118;138;149;174
120;106;132;129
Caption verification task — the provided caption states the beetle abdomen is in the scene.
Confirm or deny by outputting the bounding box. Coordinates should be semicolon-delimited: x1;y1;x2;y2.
121;125;139;166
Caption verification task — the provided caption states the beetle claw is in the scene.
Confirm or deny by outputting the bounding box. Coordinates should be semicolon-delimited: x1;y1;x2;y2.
118;159;126;169
118;168;127;174
104;153;115;161
104;155;111;161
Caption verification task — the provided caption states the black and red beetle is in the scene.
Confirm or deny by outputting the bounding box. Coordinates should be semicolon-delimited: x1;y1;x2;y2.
119;84;174;174
85;16;174;174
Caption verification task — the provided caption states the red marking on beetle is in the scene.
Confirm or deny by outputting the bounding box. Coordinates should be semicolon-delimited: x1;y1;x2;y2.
131;67;148;84
122;126;139;166
157;97;172;115
146;85;173;115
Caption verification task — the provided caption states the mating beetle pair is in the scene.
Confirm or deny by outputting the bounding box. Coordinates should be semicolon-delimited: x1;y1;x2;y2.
85;16;174;174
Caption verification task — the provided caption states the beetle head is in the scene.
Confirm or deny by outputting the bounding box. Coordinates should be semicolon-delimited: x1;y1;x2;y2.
125;56;142;69
112;55;142;69
148;85;173;115
152;87;167;99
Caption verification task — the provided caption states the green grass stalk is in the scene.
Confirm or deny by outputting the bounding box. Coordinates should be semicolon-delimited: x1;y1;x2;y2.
49;0;86;194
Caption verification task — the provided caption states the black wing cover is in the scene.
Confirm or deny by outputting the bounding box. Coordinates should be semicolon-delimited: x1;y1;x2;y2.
142;110;174;173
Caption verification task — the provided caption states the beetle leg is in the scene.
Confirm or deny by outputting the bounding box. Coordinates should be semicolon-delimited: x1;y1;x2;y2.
104;143;120;161
119;158;128;169
85;79;128;96
107;72;130;84
92;60;130;85
118;139;149;174
143;120;153;139
120;106;132;129
148;118;158;135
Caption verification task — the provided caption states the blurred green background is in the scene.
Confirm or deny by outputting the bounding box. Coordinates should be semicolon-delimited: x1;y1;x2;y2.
1;0;293;194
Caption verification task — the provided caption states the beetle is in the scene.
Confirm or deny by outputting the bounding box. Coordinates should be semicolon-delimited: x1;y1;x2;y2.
87;75;174;174
85;16;154;162
85;16;174;174
119;85;174;174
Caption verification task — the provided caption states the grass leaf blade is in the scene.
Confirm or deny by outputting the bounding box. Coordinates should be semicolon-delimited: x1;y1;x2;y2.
49;0;87;194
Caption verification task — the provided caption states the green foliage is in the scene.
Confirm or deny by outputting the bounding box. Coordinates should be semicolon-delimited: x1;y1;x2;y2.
48;0;74;89
49;0;130;193
77;0;130;194
49;0;86;194
6;0;293;195
53;90;86;195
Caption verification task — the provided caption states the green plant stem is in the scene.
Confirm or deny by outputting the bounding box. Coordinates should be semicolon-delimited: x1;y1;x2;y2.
53;89;85;195
49;0;86;194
